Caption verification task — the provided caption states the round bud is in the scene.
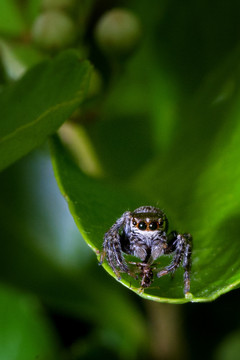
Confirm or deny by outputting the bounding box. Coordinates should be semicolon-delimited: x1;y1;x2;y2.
94;8;141;57
31;10;75;50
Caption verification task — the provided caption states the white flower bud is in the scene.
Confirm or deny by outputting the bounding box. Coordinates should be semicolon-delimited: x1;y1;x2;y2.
94;8;141;57
31;10;75;50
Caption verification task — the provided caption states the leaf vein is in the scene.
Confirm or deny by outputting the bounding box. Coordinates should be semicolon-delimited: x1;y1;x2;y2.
0;94;82;144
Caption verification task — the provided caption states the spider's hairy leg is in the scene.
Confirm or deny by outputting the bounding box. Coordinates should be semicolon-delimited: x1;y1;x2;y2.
157;232;192;294
100;211;131;279
182;233;192;294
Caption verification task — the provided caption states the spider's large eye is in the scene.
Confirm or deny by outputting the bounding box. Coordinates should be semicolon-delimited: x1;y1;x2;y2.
149;221;158;231
138;221;147;230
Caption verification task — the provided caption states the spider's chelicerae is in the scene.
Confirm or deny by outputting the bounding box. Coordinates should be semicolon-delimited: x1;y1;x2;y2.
100;206;192;295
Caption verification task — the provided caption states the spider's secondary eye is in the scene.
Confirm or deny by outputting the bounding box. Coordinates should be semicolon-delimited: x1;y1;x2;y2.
138;221;147;230
132;220;137;226
149;221;158;230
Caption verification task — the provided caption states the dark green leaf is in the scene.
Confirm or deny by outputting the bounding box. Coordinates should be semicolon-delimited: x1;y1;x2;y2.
0;50;91;172
214;330;240;360
0;284;59;360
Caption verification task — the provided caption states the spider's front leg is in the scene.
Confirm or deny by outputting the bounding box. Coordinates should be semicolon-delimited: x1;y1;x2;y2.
100;211;131;280
157;232;192;294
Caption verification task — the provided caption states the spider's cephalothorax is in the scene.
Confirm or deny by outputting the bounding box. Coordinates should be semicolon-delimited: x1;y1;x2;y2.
100;206;192;295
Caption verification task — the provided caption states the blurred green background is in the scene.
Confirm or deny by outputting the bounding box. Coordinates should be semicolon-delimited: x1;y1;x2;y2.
1;0;240;359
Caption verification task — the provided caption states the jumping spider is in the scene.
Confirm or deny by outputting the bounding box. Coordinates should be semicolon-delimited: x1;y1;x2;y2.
100;206;192;295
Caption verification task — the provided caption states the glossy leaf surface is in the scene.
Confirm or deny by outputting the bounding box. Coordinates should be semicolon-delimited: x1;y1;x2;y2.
50;46;240;303
0;50;91;172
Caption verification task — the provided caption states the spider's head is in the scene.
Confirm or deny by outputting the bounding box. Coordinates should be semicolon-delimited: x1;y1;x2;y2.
131;206;168;233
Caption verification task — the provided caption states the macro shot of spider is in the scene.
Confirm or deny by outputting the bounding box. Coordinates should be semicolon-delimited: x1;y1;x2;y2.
100;206;192;295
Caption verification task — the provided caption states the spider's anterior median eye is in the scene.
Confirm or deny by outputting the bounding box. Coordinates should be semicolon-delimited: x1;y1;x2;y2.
149;221;158;230
138;221;147;230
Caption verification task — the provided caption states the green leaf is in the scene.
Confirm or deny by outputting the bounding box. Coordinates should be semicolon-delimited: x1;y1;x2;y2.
50;135;192;303
0;50;91;172
0;284;59;360
214;330;240;360
0;0;26;36
50;45;240;303
24;0;42;25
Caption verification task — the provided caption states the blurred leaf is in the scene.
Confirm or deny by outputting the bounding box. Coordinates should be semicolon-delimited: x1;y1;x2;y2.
86;113;155;179
0;0;26;36
0;41;45;80
51;44;240;303
0;283;59;360
214;330;240;360
24;0;42;25
0;50;91;172
85;31;180;179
